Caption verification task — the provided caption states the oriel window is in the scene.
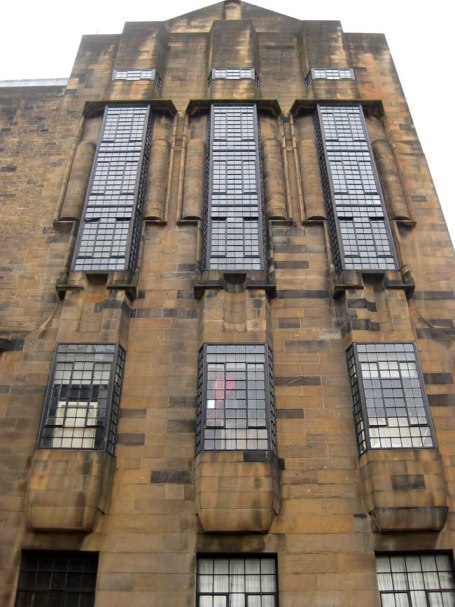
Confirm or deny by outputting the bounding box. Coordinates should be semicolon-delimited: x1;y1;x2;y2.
196;344;276;452
347;343;434;454
38;344;125;455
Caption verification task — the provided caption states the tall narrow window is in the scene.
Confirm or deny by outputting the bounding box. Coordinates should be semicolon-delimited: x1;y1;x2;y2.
347;343;434;454
15;551;98;607
196;344;276;452
316;104;397;272
204;104;266;271
72;105;152;272
376;553;455;606
305;67;355;87
197;555;278;607
38;344;125;455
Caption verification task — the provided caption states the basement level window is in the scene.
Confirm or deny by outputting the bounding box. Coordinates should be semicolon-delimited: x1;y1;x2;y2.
197;555;278;607
112;68;162;89
347;343;435;454
15;551;98;607
208;68;260;86
376;553;455;607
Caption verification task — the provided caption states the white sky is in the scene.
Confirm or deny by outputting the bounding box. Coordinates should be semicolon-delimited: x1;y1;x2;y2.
1;0;453;246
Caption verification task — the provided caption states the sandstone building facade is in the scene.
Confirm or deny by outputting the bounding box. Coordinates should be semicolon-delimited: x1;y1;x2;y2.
1;1;455;605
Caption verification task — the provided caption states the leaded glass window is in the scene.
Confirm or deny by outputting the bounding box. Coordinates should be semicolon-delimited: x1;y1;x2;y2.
72;105;152;272
197;556;278;607
196;345;276;452
204;104;266;271
38;344;125;456
15;551;98;607
347;344;434;454
376;553;455;607
315;104;397;272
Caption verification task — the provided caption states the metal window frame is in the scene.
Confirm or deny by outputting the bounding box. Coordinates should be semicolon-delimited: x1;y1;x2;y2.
196;554;279;607
15;550;98;607
71;105;153;273
305;67;355;87
347;343;436;454
196;343;276;454
375;551;455;607
112;68;162;90
207;67;260;87
203;103;267;272
37;343;125;456
315;103;398;273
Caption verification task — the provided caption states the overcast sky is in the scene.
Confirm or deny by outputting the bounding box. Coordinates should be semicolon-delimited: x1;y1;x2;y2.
1;0;453;246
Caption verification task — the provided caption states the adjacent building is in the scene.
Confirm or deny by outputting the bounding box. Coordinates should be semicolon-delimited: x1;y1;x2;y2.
1;1;454;605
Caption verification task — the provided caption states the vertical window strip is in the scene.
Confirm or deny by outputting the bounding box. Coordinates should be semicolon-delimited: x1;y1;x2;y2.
197;555;278;607
376;553;455;607
204;104;266;271
196;344;276;453
347;343;434;454
315;104;397;272
38;344;125;456
72;105;153;272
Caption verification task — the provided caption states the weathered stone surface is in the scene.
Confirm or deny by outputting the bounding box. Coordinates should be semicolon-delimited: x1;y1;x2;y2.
359;449;448;532
1;2;455;606
195;451;280;533
25;450;116;532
